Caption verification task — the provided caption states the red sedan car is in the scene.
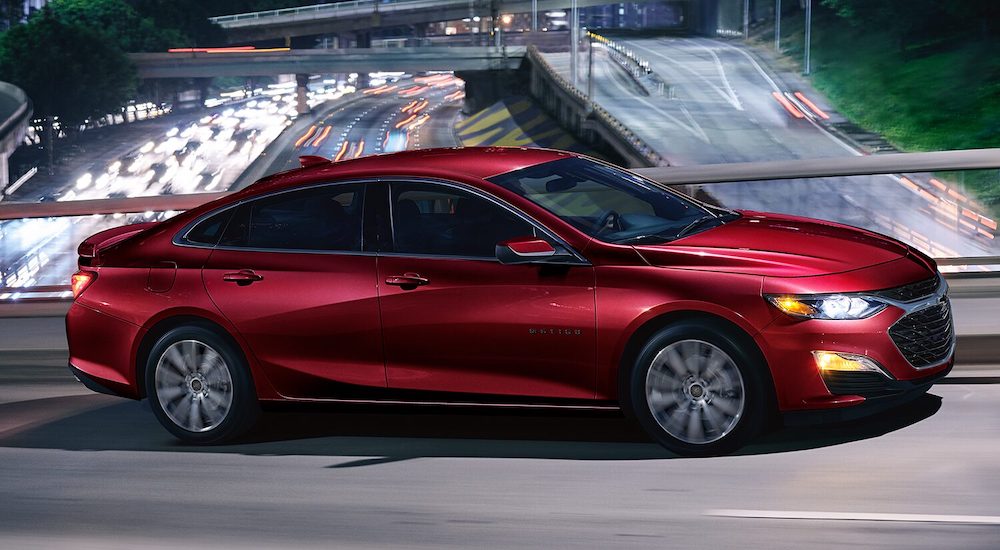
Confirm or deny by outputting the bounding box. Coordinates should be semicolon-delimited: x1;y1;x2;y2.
67;147;954;455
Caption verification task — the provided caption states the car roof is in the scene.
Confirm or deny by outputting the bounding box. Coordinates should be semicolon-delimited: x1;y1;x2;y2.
241;146;576;197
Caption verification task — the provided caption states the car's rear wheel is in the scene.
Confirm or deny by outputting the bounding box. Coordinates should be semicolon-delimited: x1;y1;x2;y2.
144;325;259;444
623;321;769;456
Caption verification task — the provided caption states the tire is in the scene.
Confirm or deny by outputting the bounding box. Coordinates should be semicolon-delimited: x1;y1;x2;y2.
144;325;259;444
621;321;770;456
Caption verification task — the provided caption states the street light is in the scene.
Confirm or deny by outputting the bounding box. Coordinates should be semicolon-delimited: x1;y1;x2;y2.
743;0;749;40
804;0;812;75
570;0;579;88
774;0;781;51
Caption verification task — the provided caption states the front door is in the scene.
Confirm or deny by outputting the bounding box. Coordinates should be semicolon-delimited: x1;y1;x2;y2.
376;180;597;399
203;182;385;398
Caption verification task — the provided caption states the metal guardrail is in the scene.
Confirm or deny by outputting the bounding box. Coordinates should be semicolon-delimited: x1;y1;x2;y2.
527;45;663;167
211;0;374;25
0;148;999;301
0;192;228;221
635;149;1000;185
0;81;32;145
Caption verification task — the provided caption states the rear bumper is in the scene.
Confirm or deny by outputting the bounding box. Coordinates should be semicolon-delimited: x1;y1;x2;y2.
782;362;952;425
66;302;142;399
69;362;132;398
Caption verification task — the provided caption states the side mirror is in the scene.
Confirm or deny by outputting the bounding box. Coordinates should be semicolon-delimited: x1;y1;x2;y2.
496;236;558;264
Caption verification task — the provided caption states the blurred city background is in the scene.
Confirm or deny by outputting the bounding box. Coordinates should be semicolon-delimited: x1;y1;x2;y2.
0;1;998;548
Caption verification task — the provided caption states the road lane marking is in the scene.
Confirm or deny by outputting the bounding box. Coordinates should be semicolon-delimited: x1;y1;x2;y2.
629;40;743;111
596;52;710;144
706;509;1000;525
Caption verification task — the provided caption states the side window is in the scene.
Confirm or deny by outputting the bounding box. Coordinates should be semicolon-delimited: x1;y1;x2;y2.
184;208;233;246
390;182;537;258
219;184;364;251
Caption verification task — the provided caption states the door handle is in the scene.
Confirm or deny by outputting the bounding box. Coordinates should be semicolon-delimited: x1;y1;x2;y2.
385;273;429;288
222;269;263;286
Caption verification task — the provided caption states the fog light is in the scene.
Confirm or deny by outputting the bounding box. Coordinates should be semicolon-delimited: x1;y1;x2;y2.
812;351;888;376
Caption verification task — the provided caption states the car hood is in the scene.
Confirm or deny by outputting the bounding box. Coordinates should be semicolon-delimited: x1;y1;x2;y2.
633;211;915;278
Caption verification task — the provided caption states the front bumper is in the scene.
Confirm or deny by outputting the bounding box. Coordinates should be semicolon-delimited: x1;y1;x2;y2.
783;362;952;425
758;273;954;412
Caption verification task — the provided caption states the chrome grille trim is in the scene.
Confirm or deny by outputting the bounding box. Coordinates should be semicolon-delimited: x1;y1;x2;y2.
886;275;956;370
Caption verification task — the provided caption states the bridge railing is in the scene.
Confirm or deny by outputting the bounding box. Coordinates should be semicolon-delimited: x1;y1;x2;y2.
0;82;32;149
0;148;998;301
210;0;446;26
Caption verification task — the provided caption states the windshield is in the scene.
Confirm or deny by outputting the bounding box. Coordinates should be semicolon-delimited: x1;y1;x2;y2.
489;157;730;244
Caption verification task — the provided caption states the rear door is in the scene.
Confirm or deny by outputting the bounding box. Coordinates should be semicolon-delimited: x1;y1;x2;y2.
202;182;385;398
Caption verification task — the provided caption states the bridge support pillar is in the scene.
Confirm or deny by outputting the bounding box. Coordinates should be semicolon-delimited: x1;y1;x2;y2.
455;68;527;115
295;74;311;115
0;152;8;190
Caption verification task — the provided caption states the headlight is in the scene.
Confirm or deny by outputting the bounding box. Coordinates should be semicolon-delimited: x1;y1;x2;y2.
765;293;887;320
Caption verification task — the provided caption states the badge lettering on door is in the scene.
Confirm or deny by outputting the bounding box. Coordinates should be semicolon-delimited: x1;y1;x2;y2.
528;328;583;336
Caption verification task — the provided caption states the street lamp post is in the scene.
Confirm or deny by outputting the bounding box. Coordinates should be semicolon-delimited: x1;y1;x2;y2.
743;0;749;39
774;0;781;51
587;33;594;108
804;0;812;75
570;0;579;88
532;0;537;31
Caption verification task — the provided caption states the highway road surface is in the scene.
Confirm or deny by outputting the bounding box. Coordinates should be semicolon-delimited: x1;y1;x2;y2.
1;349;998;548
260;74;463;176
545;38;997;259
0;75;463;294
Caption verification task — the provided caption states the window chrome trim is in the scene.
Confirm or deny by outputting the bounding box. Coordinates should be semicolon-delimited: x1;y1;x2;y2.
172;178;376;253
382;177;591;266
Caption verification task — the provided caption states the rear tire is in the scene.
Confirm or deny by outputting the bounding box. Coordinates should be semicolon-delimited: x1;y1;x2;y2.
622;321;769;456
144;325;259;444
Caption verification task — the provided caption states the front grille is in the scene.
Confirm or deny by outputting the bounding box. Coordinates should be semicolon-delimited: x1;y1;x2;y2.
889;297;954;368
877;277;939;302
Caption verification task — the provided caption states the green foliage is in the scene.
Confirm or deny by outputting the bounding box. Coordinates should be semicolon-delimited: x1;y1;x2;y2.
127;0;226;47
50;0;183;52
0;7;135;125
798;5;1000;211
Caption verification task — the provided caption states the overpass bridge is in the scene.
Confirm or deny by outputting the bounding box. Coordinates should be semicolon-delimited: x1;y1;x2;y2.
0;82;31;192
129;46;523;79
210;0;679;42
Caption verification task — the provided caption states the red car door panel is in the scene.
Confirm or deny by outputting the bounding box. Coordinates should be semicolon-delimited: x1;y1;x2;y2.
202;183;384;398
205;250;384;396
377;180;597;399
378;256;596;398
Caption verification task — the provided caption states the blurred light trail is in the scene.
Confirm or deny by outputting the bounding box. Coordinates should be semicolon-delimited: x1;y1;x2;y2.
167;46;291;54
793;92;830;119
333;140;349;162
772;92;805;119
168;46;255;53
395;114;417;129
353;139;365;159
294;125;318;148
311;126;333;147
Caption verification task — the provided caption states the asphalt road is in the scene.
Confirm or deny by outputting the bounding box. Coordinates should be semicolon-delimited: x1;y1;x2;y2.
264;76;462;176
1;350;998;548
0;76;462;293
545;39;996;258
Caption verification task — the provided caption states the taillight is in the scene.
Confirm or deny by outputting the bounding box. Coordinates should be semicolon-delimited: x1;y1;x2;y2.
71;271;96;299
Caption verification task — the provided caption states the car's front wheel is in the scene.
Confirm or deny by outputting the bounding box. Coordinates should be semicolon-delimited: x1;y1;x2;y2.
623;321;770;456
144;325;259;444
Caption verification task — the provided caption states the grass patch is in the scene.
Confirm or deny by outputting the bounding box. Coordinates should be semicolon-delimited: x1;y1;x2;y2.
760;9;1000;214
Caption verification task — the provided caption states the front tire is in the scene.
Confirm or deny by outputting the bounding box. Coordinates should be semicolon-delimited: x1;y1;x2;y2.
144;325;259;444
622;321;769;456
